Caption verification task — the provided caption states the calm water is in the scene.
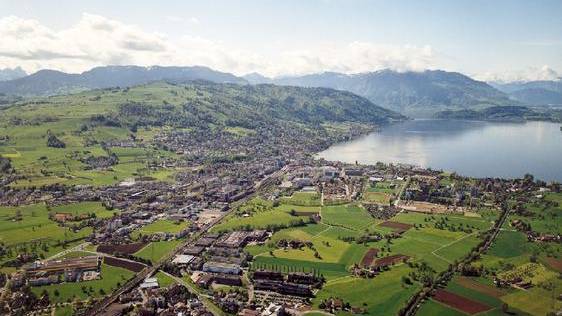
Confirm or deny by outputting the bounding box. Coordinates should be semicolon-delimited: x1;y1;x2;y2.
318;120;562;182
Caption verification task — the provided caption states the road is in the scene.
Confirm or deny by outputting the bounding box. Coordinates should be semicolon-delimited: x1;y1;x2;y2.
82;165;289;316
394;176;411;207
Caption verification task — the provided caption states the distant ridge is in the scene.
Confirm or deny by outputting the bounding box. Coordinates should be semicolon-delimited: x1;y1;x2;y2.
0;67;27;82
490;80;562;106
245;69;515;117
0;65;247;96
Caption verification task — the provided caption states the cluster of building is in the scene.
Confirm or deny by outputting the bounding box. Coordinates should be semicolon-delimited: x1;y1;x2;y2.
19;256;101;286
176;230;269;289
119;283;213;316
251;270;323;298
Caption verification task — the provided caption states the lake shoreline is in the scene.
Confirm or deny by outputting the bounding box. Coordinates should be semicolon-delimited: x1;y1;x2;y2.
317;119;562;182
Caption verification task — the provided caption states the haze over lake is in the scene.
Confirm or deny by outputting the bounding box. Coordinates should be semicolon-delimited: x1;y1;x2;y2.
318;120;562;182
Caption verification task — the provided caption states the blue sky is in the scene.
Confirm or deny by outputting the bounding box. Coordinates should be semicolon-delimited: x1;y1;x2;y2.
0;0;560;81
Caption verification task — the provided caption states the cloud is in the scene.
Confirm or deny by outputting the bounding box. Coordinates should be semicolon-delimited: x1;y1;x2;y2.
0;13;437;77
476;65;561;83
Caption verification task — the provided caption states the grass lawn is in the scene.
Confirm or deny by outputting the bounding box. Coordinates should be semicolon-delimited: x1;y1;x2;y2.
60;251;94;259
313;265;419;315
363;191;391;204
417;300;465;316
134;239;182;263
54;305;74;316
321;204;375;231
155;271;178;287
212;208;309;232
487;231;528;258
137;219;189;234
433;234;481;263
366;180;402;194
0;203;92;264
501;285;562;316
31;263;134;303
51;201;117;219
280;192;321;206
252;256;348;280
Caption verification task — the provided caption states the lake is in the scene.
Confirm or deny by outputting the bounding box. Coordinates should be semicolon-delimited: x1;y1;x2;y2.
317;120;562;182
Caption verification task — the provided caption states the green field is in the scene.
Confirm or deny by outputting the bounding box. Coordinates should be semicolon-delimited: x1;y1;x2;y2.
488;231;528;258
363;191;391;204
417;300;466;316
31;263;134;303
0;102;177;188
155;271;178;287
211;198;312;232
280;192;322;206
240;199;498;315
0;203;93;265
134;239;183;263
321;204;375;231
52;201;117;219
450;192;562;316
313;266;419;315
366;180;403;195
133;219;190;238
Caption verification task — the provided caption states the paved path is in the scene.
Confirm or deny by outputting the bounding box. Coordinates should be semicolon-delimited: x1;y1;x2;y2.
430;232;477;264
47;242;90;260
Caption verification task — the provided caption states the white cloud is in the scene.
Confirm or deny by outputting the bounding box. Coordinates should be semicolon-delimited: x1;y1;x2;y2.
0;13;437;77
476;65;561;83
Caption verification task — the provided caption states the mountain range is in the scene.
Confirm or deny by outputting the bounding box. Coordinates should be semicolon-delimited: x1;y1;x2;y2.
0;65;245;96
1;65;561;118
245;70;516;117
490;80;562;106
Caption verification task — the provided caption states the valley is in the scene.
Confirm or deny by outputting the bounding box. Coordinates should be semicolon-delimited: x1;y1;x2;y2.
0;79;559;316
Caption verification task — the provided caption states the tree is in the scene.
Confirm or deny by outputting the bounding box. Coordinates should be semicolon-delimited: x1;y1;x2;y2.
53;289;60;297
501;303;509;313
401;276;412;285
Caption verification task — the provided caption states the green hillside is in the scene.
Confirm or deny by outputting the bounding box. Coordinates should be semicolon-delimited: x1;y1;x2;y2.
0;81;401;187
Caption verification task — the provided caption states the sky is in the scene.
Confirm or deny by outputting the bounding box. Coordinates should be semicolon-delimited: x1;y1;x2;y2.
0;0;561;82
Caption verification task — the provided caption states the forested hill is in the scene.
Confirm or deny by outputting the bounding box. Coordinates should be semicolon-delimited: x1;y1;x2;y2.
435;105;562;123
1;81;403;132
0;65;246;96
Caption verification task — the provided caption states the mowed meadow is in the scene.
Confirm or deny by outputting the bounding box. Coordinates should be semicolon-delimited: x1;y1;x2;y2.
0;203;101;271
216;191;494;315
418;192;562;316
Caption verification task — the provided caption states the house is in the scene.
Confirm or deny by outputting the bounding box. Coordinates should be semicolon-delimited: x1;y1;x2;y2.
53;213;73;222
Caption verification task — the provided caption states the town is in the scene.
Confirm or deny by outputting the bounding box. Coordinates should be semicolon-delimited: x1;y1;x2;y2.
1;137;560;316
